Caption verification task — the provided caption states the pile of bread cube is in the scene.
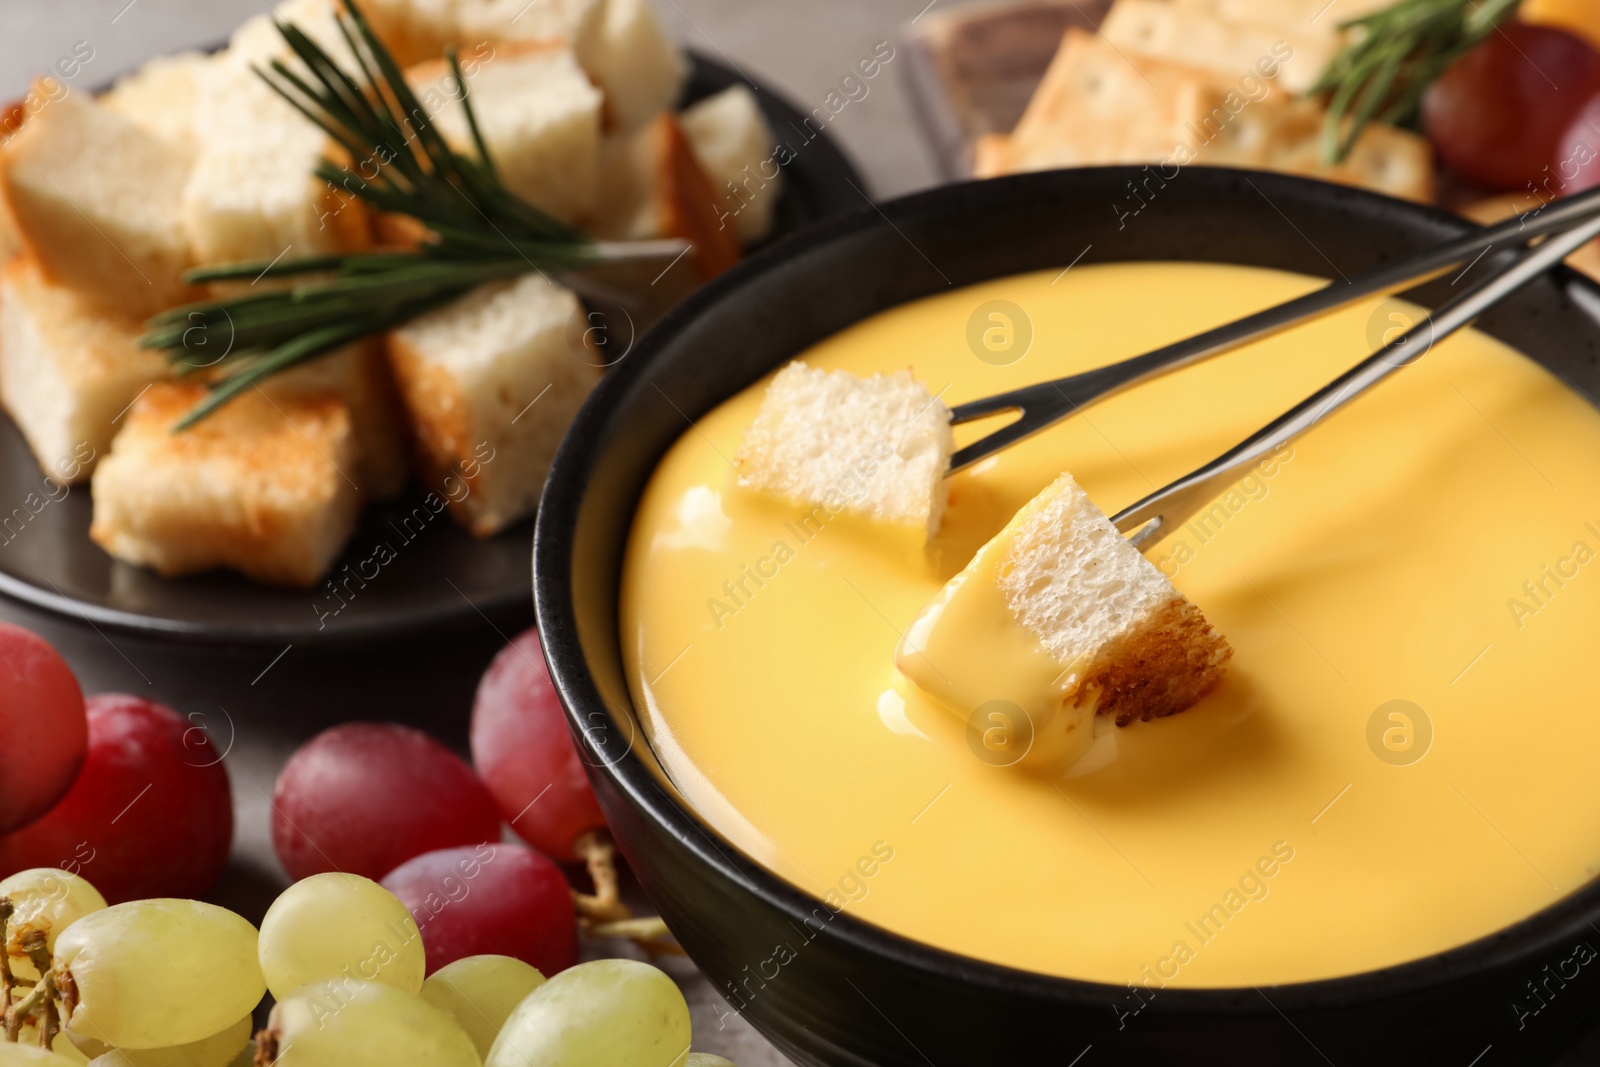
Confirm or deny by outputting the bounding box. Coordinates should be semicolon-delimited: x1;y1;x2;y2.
0;0;779;587
974;0;1434;203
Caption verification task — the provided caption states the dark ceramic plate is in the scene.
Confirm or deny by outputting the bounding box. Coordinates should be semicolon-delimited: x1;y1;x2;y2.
534;167;1600;1066
0;53;865;646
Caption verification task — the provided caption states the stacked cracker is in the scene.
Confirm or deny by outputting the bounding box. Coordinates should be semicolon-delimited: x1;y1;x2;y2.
0;0;783;587
976;0;1433;203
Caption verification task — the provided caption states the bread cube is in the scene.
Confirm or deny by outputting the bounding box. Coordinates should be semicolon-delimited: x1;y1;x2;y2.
182;59;369;267
410;45;602;223
1204;99;1434;202
457;0;605;61
90;383;362;587
735;362;953;538
897;472;1231;769
585;0;685;131
0;89;195;317
365;0;602;66
679;85;781;245
262;341;411;500
103;51;217;149
590;113;741;277
386;273;599;536
990;474;1231;725
228;1;362;73
0;259;172;484
1002;30;1222;174
1102;0;1337;93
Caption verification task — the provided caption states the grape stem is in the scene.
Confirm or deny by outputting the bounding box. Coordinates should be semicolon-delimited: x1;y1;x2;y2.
21;933;59;1049
572;830;633;924
0;904;63;1050
571;830;684;955
254;1027;280;1066
0;899;13;1034
581;916;686;957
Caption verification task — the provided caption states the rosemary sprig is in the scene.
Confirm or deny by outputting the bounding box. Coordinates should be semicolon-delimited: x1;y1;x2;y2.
1308;0;1519;164
141;0;684;429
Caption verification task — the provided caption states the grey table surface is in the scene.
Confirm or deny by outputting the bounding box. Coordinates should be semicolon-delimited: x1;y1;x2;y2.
4;2;1600;1064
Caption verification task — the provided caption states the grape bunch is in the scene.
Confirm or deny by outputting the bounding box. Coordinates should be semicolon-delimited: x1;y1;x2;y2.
1;866;735;1066
1;621;734;1064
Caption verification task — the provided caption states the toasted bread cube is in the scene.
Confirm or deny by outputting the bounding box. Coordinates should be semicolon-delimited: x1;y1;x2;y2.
363;0;601;66
359;0;459;66
103;51;217;149
1005;30;1222;172
261;341;410;500
897;473;1231;769
410;45;602;223
735;362;953;538
0;259;172;484
1102;0;1336;93
90;383;361;587
386;273;599;536
679;85;781;245
590;113;740;277
228;1;363;72
1204;99;1434;202
457;0;605;61
585;0;685;131
0;89;194;317
181;59;369;267
1174;0;1390;29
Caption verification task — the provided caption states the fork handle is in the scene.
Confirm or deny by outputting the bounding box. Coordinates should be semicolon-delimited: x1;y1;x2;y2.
1113;210;1600;549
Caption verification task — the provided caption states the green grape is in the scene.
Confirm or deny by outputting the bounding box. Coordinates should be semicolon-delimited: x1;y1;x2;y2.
261;978;478;1067
688;1057;737;1067
258;873;424;1001
52;900;264;1051
420;954;545;1060
78;1014;252;1067
17;1024;87;1065
2;869;108;981
0;1045;82;1065
485;959;690;1067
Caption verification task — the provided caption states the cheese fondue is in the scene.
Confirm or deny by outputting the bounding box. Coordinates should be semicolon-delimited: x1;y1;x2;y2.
619;262;1600;986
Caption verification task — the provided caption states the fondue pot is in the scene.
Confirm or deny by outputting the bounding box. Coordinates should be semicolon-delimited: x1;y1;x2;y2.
533;167;1600;1066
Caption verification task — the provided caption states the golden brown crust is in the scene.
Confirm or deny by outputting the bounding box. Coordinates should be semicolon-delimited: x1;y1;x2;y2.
1087;598;1233;727
650;113;742;281
88;382;360;587
383;330;487;531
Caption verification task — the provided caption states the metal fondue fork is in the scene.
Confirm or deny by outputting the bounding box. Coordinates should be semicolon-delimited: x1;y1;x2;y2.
944;187;1600;551
1113;210;1600;548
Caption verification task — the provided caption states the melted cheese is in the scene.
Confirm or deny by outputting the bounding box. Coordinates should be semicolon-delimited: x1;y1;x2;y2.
896;478;1100;772
620;262;1600;986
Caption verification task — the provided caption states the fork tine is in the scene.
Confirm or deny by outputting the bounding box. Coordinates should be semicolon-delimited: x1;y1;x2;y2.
949;410;1057;473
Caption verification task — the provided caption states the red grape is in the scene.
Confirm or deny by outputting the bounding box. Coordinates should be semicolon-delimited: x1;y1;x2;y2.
0;623;87;835
1423;22;1600;190
272;723;502;882
1552;91;1600;194
381;843;578;976
472;628;605;863
0;694;232;902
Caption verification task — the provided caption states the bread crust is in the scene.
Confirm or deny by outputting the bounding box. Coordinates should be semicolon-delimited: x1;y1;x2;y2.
1084;597;1233;726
